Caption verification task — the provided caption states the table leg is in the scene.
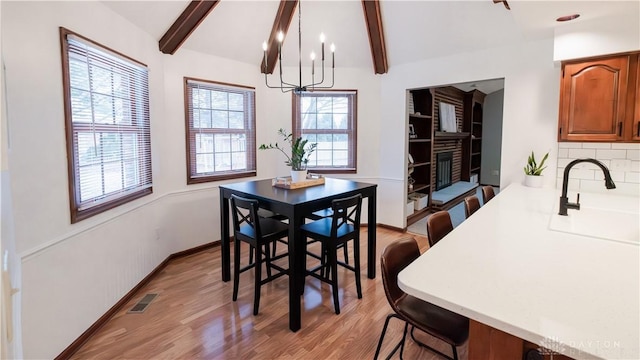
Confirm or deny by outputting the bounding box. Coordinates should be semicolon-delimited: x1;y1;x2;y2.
220;191;230;282
367;190;377;279
288;214;303;332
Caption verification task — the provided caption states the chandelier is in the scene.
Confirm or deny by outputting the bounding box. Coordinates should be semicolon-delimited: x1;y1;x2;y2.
262;1;335;94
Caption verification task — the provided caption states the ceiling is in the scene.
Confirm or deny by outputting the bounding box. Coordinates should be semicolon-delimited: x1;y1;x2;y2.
102;0;638;90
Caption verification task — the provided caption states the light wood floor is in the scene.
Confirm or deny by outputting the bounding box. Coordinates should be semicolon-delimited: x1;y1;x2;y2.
71;227;469;359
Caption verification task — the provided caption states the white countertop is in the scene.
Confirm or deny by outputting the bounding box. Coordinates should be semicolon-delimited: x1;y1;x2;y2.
398;184;640;359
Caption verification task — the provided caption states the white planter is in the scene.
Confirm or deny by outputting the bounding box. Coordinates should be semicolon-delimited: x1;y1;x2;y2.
290;169;307;183
525;175;544;188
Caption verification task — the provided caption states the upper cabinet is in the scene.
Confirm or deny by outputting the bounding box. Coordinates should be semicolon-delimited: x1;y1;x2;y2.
558;51;640;142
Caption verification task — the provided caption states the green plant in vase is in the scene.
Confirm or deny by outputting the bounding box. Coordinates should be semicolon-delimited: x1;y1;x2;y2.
523;151;549;187
259;128;317;182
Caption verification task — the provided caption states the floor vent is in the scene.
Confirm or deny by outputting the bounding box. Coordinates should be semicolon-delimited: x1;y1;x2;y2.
128;293;158;314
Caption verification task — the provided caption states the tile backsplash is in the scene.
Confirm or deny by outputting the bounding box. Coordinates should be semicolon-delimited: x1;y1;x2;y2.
557;142;640;196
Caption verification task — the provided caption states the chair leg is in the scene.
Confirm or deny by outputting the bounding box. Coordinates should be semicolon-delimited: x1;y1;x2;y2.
253;242;262;316
342;243;349;265
232;239;241;301
328;244;340;314
352;238;362;299
248;246;254;265
374;313;395;360
398;322;409;360
410;326;459;360
264;243;272;278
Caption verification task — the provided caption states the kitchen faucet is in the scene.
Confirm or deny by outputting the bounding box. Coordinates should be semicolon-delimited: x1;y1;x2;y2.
559;158;616;216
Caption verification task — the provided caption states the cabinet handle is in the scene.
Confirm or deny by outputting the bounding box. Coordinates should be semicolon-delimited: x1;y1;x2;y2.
637;122;640;137
618;122;623;136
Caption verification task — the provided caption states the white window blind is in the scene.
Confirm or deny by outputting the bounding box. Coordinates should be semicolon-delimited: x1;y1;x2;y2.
185;78;256;184
293;91;357;172
61;28;152;223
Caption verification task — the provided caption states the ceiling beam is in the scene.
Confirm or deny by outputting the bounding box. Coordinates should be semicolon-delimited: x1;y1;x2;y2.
492;0;511;10
159;0;220;55
361;0;388;74
261;0;298;74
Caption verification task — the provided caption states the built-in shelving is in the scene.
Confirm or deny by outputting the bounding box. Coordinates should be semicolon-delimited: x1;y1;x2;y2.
407;88;435;224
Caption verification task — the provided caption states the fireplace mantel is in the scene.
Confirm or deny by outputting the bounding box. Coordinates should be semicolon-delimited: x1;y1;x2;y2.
434;131;470;139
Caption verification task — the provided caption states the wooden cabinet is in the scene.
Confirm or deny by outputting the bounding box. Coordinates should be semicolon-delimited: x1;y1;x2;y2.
462;90;485;182
407;89;434;225
634;53;640;141
558;51;640;142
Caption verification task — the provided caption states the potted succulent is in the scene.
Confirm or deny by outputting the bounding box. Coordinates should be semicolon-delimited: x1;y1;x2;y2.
259;128;317;183
523;151;549;188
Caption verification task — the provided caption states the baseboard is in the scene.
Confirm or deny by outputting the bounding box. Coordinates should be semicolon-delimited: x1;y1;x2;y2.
377;223;404;232
55;241;219;360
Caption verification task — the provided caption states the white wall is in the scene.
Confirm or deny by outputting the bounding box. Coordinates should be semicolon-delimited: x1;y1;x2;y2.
554;10;640;61
1;1;382;358
481;88;504;186
380;39;560;228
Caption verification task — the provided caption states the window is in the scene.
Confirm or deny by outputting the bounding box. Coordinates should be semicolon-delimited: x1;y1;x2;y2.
293;91;357;173
60;28;152;223
184;78;256;184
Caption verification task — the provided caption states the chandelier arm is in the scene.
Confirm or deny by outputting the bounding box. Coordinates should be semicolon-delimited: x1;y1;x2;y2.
265;72;295;90
308;65;334;89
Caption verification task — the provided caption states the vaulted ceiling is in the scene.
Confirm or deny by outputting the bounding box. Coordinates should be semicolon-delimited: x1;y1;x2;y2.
102;0;639;75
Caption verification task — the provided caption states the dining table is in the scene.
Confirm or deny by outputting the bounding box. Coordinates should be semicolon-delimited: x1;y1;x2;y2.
219;177;377;332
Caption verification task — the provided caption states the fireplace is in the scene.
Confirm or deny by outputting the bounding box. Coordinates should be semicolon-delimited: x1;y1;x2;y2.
436;152;453;190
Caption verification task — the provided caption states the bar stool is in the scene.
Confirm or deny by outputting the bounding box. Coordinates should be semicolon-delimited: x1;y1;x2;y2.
464;195;481;218
482;186;495;204
374;237;469;360
426;211;454;247
301;194;363;314
230;195;289;315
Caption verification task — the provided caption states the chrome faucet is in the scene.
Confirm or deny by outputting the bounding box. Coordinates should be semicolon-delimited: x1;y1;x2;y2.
559;158;616;216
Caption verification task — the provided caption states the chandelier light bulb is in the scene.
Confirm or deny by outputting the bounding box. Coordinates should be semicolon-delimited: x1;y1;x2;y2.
277;31;284;43
262;41;268;51
310;52;316;61
330;43;336;52
320;33;326;43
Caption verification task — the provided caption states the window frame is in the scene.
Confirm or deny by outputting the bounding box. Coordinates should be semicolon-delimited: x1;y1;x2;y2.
184;77;257;184
292;90;357;174
60;27;153;224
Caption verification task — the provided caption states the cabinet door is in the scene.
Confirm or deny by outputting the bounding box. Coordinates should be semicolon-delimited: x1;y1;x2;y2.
559;56;630;141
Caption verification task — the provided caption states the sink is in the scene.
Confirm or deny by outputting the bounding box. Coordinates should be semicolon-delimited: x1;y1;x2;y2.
549;206;640;245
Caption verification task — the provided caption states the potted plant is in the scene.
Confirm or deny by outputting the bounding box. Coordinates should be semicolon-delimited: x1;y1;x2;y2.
523;151;549;188
259;128;317;183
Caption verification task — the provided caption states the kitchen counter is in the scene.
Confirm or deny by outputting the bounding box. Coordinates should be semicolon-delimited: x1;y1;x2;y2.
398;183;639;359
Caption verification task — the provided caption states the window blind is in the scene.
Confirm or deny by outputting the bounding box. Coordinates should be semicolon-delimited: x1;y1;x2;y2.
184;78;256;184
293;91;357;172
62;29;152;222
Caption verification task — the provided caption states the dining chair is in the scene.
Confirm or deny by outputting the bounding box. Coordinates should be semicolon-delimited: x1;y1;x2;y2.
426;211;454;247
230;194;289;315
482;186;495;204
464;195;481;218
374;237;469;360
300;194;363;314
306;208;350;266
248;208;288;264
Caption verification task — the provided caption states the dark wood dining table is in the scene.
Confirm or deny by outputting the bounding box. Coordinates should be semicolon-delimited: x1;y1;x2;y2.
219;177;377;332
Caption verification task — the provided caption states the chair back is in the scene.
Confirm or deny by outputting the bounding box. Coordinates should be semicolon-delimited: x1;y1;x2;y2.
330;194;362;238
482;186;495;204
230;194;262;239
426;211;453;247
380;237;421;310
464;195;481;218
